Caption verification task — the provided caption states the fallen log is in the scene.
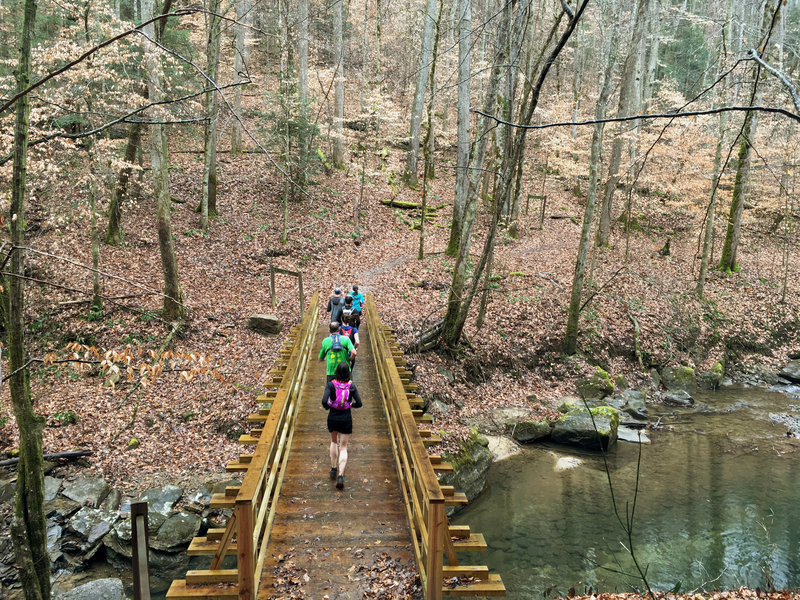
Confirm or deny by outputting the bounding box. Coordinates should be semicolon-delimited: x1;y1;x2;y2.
0;449;92;468
380;199;439;212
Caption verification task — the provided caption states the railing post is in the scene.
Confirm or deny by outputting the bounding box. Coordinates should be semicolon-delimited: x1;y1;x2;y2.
298;271;304;317
131;502;151;600
426;500;445;600
269;264;277;308
237;499;255;600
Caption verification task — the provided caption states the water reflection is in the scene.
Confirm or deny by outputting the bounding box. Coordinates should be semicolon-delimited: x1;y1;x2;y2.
452;385;800;599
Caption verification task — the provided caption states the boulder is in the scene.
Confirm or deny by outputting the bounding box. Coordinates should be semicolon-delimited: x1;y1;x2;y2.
661;365;697;394
483;435;521;461
605;389;648;426
55;578;125;600
557;396;584;413
45;497;82;521
246;314;282;335
0;480;14;504
663;390;694;406
576;367;615;401
779;359;800;384
139;484;183;514
613;374;629;391
617;426;651;443
61;476;110;508
551;406;620;451
47;523;63;562
44;476;62;502
698;362;724;390
150;511;201;551
512;419;551;443
439;432;493;512
66;507;119;546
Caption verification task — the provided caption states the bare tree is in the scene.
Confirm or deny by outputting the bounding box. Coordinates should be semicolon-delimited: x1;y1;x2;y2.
142;0;185;323
199;0;222;229
404;0;439;187
3;0;53;596
332;0;345;168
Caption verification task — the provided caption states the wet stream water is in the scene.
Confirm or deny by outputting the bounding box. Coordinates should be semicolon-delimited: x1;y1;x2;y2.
453;384;800;599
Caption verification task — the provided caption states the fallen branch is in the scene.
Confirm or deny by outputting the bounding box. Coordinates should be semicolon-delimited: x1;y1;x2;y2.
0;449;92;467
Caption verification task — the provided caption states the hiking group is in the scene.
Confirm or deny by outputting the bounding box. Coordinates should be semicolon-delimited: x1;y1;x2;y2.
319;285;365;490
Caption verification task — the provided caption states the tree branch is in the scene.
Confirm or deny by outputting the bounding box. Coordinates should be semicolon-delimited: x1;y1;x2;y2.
472;103;800;129
750;49;800;113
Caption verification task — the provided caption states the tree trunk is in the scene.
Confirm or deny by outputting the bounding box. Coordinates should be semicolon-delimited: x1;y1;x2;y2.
375;0;382;76
697;0;732;297
596;0;649;247
105;121;142;245
440;0;472;342
5;0;50;597
443;0;471;258
564;10;620;355
230;0;248;152
718;0;781;272
88;141;102;312
404;0;438;187
332;0;345;168
442;0;588;346
200;0;222;229
143;0;184;323
359;0;369;113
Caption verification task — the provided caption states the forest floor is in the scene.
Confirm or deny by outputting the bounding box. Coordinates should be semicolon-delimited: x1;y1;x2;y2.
2;81;800;598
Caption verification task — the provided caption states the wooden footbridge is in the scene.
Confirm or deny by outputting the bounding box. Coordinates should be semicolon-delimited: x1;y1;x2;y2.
166;294;505;599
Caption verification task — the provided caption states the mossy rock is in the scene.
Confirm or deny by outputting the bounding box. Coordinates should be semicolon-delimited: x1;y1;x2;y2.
512;419;551;443
576;366;615;401
439;431;492;513
698;362;724;390
613;374;628;391
661;365;697;393
551;406;619;450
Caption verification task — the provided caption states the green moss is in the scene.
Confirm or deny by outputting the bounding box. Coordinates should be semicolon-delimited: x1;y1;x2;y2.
590;406;620;435
445;429;488;472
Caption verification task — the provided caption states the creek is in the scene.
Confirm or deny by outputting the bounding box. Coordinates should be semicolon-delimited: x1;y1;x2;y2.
453;384;800;599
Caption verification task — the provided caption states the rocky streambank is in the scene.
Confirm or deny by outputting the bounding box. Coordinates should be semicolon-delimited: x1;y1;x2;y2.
436;357;800;511
0;474;237;598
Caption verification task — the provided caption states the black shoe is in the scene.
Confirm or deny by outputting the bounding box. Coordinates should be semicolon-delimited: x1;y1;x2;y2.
336;475;344;489
329;467;337;480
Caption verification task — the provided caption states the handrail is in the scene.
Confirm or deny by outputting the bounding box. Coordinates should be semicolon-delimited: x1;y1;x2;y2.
365;294;448;599
235;292;319;597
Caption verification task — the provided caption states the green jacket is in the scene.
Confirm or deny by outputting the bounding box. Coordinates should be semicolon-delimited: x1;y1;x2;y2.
319;334;354;375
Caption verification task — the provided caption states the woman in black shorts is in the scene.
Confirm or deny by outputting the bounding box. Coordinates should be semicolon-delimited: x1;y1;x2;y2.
321;361;362;489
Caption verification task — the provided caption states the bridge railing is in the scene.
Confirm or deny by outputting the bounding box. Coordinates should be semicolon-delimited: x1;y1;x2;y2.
365;295;505;598
365;294;447;598
166;293;319;600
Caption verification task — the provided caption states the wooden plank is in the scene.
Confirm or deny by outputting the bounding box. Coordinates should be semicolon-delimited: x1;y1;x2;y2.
247;413;269;423
433;462;453;473
225;461;250;472
448;525;470;539
187;537;237;556
225;486;240;497
451;533;487;551
444;492;468;506
166;580;238;599
206;528;226;540
423;435;442;447
442;566;489;579
185;569;238;584
442;574;505;597
209;494;235;509
238;434;259;445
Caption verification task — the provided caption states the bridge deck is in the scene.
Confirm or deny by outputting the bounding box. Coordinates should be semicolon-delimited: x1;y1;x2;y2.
258;321;415;599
